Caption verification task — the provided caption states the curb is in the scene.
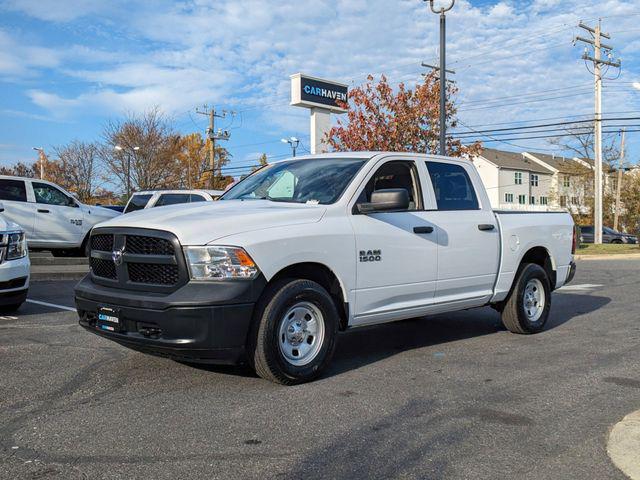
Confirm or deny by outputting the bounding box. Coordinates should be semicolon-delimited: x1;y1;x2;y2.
608;409;640;480
575;253;640;261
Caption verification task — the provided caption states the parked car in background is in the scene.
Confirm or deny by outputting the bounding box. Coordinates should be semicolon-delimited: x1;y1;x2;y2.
0;176;120;257
0;210;30;311
99;205;126;213
579;225;638;244
123;189;225;214
76;152;576;385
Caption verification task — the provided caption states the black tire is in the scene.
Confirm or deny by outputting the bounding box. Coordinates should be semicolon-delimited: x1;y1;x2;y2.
250;278;339;385
611;239;623;244
500;263;551;334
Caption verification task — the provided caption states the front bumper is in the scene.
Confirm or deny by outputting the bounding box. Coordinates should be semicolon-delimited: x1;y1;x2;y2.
75;274;266;365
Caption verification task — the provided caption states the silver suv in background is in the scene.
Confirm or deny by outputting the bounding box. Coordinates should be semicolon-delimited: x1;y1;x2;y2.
123;189;225;214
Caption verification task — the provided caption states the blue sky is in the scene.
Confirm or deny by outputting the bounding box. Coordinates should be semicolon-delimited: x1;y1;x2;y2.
1;0;639;181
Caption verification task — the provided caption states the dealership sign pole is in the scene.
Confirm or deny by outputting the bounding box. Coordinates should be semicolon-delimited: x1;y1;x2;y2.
290;73;348;154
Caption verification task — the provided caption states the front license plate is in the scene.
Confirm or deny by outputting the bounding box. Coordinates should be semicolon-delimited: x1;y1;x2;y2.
97;306;121;332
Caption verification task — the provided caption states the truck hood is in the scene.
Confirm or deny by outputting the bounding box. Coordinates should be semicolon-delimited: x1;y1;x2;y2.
97;199;327;245
0;215;22;232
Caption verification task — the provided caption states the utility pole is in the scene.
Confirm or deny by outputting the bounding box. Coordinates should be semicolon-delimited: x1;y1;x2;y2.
575;19;621;244
613;129;625;231
196;105;232;187
424;0;455;156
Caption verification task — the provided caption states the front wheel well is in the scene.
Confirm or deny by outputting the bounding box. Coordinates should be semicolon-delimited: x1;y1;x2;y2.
519;247;556;290
267;263;349;330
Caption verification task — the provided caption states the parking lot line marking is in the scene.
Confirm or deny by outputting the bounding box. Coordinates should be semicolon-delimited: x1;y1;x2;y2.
558;283;603;292
26;299;76;312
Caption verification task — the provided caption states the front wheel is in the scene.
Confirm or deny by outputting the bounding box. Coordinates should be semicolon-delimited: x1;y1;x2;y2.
500;263;551;334
250;278;339;385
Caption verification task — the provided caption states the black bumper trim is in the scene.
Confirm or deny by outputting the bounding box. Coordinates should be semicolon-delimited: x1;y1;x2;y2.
76;296;255;365
566;261;576;284
0;288;28;306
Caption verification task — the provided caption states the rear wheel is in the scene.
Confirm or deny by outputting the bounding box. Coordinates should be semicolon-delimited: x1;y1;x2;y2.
500;263;551;334
611;239;623;244
250;278;338;385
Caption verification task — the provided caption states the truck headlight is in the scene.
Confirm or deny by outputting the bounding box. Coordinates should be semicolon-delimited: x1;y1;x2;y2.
184;246;259;280
6;231;26;260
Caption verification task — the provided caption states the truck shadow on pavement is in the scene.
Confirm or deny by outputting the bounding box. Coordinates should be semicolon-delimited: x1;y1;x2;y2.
325;292;610;379
186;292;609;381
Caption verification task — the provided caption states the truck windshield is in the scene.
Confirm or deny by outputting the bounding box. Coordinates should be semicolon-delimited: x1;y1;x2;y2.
221;158;366;204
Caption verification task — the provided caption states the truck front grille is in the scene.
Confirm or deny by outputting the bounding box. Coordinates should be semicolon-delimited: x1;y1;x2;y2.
91;234;114;252
89;229;188;292
127;262;179;285
90;257;117;279
125;235;174;256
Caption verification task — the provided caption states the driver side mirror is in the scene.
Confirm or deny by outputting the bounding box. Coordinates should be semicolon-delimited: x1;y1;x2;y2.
356;188;410;214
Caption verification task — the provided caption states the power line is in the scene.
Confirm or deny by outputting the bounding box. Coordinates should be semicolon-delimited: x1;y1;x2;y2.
452;116;640;136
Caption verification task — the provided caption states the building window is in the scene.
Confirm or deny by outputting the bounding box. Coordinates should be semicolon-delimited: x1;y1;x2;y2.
560;195;567;207
505;193;514;203
518;194;526;205
530;196;536;205
563;175;570;188
515;172;523;185
571;196;579;205
530;174;539;187
540;197;548;205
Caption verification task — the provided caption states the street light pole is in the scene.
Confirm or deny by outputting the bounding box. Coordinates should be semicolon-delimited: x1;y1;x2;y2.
281;137;300;157
115;145;139;199
426;0;455;156
32;147;45;179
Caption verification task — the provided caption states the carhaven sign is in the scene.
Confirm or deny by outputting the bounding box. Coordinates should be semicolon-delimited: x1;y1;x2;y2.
290;73;349;113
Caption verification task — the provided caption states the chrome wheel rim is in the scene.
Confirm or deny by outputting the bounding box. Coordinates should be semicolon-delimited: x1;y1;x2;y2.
278;301;325;367
523;278;545;322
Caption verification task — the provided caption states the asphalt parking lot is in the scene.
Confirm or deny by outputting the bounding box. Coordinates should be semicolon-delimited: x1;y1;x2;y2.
1;259;639;480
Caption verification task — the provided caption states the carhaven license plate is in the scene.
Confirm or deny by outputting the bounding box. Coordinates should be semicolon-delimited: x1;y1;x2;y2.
97;306;121;332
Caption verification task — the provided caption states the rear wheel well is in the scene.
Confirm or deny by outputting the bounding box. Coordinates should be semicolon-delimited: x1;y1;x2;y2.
520;247;556;290
268;263;349;330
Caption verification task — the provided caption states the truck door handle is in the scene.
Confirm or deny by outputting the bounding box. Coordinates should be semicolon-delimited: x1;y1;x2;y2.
37;209;50;213
478;224;495;231
413;226;434;234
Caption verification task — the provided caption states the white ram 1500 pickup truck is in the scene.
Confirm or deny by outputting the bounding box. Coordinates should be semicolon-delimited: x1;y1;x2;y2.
75;152;577;385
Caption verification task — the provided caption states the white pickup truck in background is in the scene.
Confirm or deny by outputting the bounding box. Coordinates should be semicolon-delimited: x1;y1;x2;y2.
123;189;225;214
0;176;119;256
75;152;576;385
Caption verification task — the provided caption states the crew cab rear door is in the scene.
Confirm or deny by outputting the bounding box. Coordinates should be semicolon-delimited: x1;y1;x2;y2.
422;160;500;304
349;158;438;324
0;178;35;237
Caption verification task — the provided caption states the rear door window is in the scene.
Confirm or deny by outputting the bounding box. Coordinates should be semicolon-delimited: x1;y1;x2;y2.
124;194;152;213
155;193;191;207
0;179;27;202
426;161;479;210
188;194;207;203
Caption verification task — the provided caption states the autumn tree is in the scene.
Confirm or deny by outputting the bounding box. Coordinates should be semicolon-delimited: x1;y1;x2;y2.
51;141;100;202
0;162;35;177
327;73;478;156
251;153;268;172
101;107;183;193
175;133;231;189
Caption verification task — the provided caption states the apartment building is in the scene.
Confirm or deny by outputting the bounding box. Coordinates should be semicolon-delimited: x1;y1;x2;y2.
473;148;555;211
